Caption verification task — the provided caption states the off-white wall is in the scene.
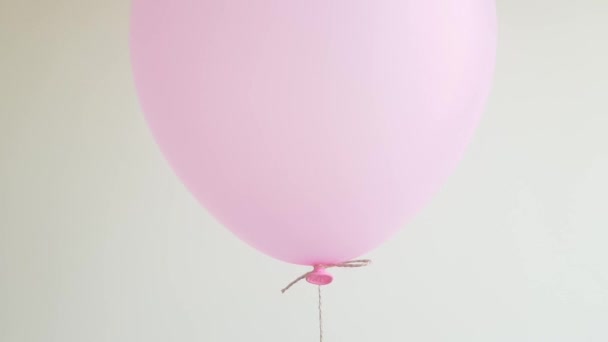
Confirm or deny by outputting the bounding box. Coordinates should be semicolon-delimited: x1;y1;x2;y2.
1;1;607;341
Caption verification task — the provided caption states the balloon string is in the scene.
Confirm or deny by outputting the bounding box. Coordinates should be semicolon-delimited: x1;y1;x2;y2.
281;259;370;342
318;285;323;342
280;259;371;293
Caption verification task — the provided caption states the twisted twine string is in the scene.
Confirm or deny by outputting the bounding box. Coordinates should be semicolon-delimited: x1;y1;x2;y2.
280;259;371;293
281;259;371;342
318;285;323;342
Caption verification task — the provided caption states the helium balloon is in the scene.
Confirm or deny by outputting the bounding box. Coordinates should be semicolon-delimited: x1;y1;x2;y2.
130;0;497;265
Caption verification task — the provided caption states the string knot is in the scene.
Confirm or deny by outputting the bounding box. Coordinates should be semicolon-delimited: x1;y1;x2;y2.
281;259;371;293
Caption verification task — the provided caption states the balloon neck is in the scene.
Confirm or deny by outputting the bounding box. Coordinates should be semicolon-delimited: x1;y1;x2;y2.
306;266;334;286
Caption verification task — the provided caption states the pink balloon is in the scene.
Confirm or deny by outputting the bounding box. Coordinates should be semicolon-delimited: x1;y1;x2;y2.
130;0;496;265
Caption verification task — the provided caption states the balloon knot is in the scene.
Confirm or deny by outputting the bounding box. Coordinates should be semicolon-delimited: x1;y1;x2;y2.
281;259;371;293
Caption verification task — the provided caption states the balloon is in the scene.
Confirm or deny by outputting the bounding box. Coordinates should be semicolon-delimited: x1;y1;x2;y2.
130;0;496;265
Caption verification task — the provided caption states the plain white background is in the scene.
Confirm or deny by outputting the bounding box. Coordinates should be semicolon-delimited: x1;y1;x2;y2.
1;1;607;341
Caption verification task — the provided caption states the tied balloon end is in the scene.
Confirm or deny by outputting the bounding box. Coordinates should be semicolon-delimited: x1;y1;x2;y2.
281;259;371;293
306;266;334;286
